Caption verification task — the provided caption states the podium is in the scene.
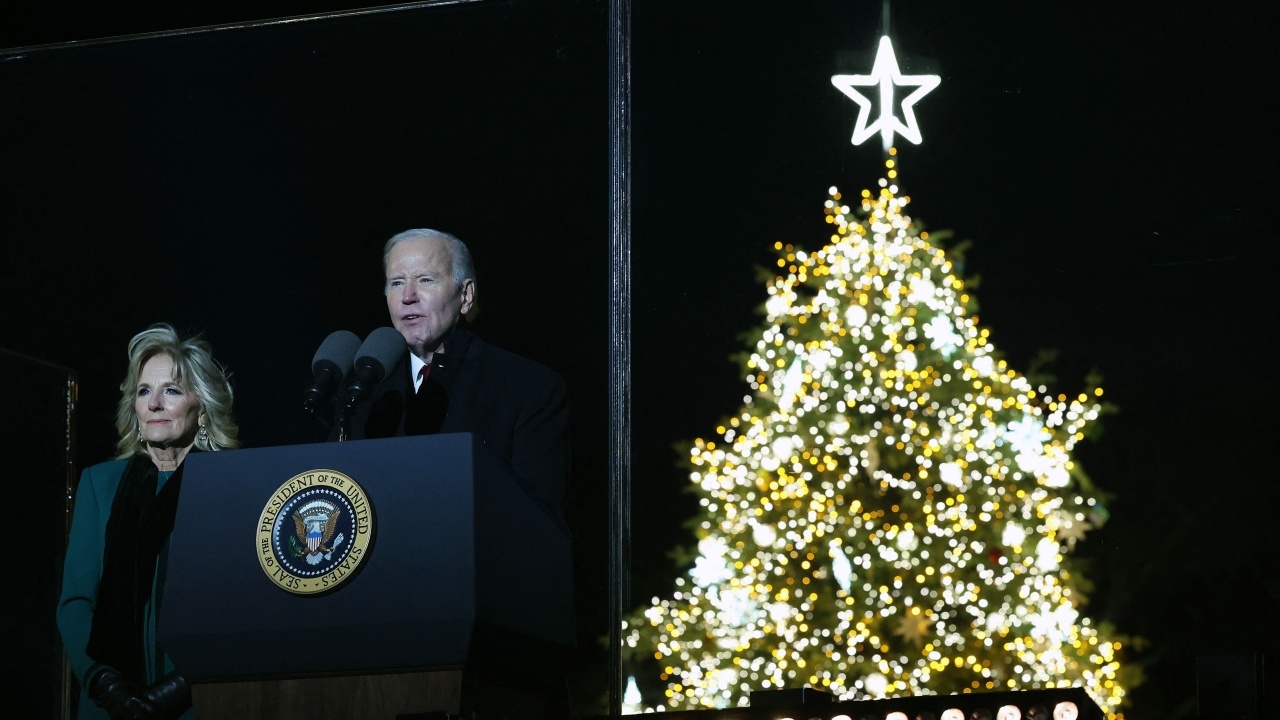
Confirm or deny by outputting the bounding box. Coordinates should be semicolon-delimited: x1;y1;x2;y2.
158;433;574;720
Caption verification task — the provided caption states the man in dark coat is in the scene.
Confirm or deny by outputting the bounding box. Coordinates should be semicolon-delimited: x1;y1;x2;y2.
333;228;569;518
325;228;572;718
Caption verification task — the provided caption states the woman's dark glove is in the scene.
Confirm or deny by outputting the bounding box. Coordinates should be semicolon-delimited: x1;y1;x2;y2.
142;671;192;720
87;668;157;719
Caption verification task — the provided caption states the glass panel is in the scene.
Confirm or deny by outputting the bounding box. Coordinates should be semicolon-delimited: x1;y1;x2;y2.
0;1;611;716
0;350;76;719
629;2;1273;718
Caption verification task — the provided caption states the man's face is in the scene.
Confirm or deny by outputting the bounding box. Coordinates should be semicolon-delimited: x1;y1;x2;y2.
385;237;475;358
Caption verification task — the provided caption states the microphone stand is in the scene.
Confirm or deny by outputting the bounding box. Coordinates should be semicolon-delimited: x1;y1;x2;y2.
337;385;362;442
302;376;336;424
337;374;376;442
337;407;352;442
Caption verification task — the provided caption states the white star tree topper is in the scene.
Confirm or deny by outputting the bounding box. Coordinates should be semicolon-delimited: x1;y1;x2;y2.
831;35;940;150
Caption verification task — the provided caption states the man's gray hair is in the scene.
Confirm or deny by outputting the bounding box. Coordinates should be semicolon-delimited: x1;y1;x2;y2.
382;228;478;319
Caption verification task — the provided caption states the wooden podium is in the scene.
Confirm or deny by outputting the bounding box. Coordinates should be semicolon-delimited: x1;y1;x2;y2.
158;434;574;720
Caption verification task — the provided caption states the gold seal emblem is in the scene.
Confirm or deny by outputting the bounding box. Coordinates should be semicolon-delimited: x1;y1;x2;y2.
256;469;374;595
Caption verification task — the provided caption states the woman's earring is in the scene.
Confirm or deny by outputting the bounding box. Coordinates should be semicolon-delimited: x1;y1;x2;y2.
198;424;209;445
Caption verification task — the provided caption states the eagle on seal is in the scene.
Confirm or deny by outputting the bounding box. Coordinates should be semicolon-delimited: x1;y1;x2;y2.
293;506;341;556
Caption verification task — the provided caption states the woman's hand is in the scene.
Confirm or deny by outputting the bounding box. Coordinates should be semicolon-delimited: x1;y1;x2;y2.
142;671;192;720
87;668;156;719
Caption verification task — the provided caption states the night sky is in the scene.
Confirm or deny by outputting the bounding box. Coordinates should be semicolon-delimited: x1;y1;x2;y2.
2;1;1276;718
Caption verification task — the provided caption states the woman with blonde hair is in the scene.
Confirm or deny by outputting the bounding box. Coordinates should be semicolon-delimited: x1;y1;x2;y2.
58;323;238;720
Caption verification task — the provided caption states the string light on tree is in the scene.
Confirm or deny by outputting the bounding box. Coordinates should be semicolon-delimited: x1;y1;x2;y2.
622;158;1136;717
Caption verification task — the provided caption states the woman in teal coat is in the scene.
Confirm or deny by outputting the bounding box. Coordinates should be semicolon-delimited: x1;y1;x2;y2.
58;324;238;720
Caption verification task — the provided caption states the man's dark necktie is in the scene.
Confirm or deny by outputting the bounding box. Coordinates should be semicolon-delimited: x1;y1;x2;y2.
407;363;446;435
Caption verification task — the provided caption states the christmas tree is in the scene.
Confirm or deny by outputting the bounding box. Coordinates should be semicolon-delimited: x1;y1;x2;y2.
623;155;1135;717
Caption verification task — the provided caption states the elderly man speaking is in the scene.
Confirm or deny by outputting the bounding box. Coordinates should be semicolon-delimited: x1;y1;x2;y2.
331;228;569;517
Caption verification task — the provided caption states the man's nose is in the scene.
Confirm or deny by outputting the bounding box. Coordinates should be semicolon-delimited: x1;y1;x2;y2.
400;282;417;302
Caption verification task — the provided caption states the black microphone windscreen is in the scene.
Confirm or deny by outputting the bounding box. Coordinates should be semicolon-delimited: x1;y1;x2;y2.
312;330;362;380
354;327;407;383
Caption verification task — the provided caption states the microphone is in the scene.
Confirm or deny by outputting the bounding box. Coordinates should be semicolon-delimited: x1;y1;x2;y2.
338;327;407;440
303;330;361;416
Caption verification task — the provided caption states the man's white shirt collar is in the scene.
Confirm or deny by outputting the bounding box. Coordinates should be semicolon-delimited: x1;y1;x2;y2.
410;353;428;392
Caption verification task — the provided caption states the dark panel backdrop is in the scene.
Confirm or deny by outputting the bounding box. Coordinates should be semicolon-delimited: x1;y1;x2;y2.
0;1;612;716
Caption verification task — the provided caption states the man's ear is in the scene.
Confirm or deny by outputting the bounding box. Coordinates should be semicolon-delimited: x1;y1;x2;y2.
459;278;477;316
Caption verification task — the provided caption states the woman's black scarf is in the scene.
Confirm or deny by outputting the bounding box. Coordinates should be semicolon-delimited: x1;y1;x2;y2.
86;453;186;685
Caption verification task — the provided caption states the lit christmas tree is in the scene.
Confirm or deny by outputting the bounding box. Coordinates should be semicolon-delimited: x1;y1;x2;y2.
623;157;1136;717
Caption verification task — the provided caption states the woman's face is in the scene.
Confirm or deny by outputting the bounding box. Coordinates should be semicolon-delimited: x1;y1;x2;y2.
135;353;204;449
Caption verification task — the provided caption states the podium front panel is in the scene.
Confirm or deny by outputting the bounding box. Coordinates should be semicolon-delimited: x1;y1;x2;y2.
160;434;490;680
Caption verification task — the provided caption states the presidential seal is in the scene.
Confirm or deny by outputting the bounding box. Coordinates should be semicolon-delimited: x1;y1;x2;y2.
256;469;374;595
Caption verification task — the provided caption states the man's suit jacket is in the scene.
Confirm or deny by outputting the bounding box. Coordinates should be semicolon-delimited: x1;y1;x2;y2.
333;327;570;517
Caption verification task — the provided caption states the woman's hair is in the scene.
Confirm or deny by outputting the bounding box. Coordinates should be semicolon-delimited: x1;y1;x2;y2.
114;323;239;458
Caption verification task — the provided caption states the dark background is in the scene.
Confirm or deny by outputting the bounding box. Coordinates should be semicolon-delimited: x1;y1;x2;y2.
3;1;1277;719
